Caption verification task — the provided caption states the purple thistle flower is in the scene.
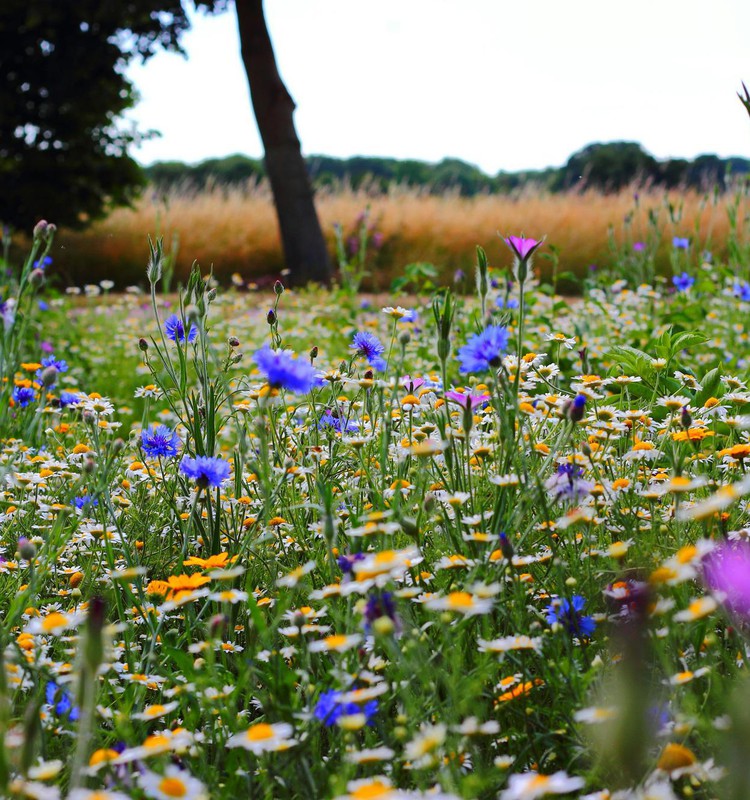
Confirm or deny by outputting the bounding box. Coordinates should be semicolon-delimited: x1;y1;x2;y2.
180;455;230;488
351;331;386;371
457;325;509;373
254;345;320;394
164;314;198;344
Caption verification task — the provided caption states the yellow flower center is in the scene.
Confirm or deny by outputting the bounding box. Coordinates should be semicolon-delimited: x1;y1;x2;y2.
247;723;275;741
158;777;188;797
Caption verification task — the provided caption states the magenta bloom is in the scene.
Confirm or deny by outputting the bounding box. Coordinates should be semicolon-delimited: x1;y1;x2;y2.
401;375;425;393
445;390;489;409
504;236;543;261
703;541;750;617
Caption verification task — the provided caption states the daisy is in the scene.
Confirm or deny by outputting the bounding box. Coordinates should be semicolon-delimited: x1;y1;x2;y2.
499;771;585;799
139;766;207;800
226;722;298;753
424;592;493;616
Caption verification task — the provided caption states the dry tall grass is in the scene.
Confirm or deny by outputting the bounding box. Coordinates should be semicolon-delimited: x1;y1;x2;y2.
50;180;748;289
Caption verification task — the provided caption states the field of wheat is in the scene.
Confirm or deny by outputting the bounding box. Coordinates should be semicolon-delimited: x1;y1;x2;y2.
45;180;749;290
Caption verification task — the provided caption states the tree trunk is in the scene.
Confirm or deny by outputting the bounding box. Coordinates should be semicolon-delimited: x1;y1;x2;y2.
235;0;331;286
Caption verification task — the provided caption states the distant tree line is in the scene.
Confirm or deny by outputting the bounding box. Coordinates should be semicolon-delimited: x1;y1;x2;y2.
144;141;750;195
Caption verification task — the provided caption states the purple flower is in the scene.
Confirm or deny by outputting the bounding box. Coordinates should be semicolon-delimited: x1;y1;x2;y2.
673;272;695;292
734;281;750;302
400;375;425;394
12;386;35;407
46;681;79;721
444;390;489;409
544;462;594;502
318;410;359;434
254;345;320;394
504;235;543;261
314;688;378;727
457;325;509;373
363;591;401;633
673;236;690;250
633;242;645;252
703;542;750;617
351;331;386;371
59;391;80;408
546;595;595;638
141;425;180;458
180;455;230;488
164;314;198;344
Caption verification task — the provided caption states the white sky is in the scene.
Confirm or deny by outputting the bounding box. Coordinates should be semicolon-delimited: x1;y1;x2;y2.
125;0;750;174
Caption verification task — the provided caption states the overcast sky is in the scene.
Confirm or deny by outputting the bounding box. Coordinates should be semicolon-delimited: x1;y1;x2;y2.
124;0;750;174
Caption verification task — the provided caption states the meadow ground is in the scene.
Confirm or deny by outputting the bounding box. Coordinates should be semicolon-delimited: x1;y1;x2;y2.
3;225;750;799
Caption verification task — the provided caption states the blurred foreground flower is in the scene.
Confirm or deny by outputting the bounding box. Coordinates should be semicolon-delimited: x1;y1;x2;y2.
703;541;750;618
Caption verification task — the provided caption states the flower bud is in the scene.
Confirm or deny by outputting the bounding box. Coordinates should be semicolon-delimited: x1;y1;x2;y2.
398;331;411;346
29;268;45;287
138;338;149;352
146;236;163;285
18;537;36;561
274;280;285;295
32;220;49;242
568;394;586;423
228;336;240;348
206;288;217;303
681;406;693;429
267;309;276;326
310;346;318;362
40;366;57;387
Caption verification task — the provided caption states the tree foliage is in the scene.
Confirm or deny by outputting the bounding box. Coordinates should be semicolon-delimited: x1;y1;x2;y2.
0;1;227;233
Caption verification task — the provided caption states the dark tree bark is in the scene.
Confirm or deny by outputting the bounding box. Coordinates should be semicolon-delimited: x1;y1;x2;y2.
235;0;331;286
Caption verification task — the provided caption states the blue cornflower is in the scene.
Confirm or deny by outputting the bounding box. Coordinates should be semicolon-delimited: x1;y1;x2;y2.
180;455;230;488
35;355;68;386
164;314;198;344
318;410;359;434
350;331;386;371
73;495;98;510
12;386;36;407
496;296;519;309
672;236;690;250
41;355;68;373
59;391;80;408
254;345;320;394
734;281;750;302
33;256;53;270
313;688;378;727
363;591;400;633
546;595;595;638
457;325;509;373
673;272;694;292
337;552;366;575
141;425;180;458
38;300;49;311
45;681;79;721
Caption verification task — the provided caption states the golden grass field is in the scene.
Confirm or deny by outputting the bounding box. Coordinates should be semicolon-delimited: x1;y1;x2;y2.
50;180;749;289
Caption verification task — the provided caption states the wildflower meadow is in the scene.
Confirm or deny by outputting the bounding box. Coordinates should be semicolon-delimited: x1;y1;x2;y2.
3;208;750;800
